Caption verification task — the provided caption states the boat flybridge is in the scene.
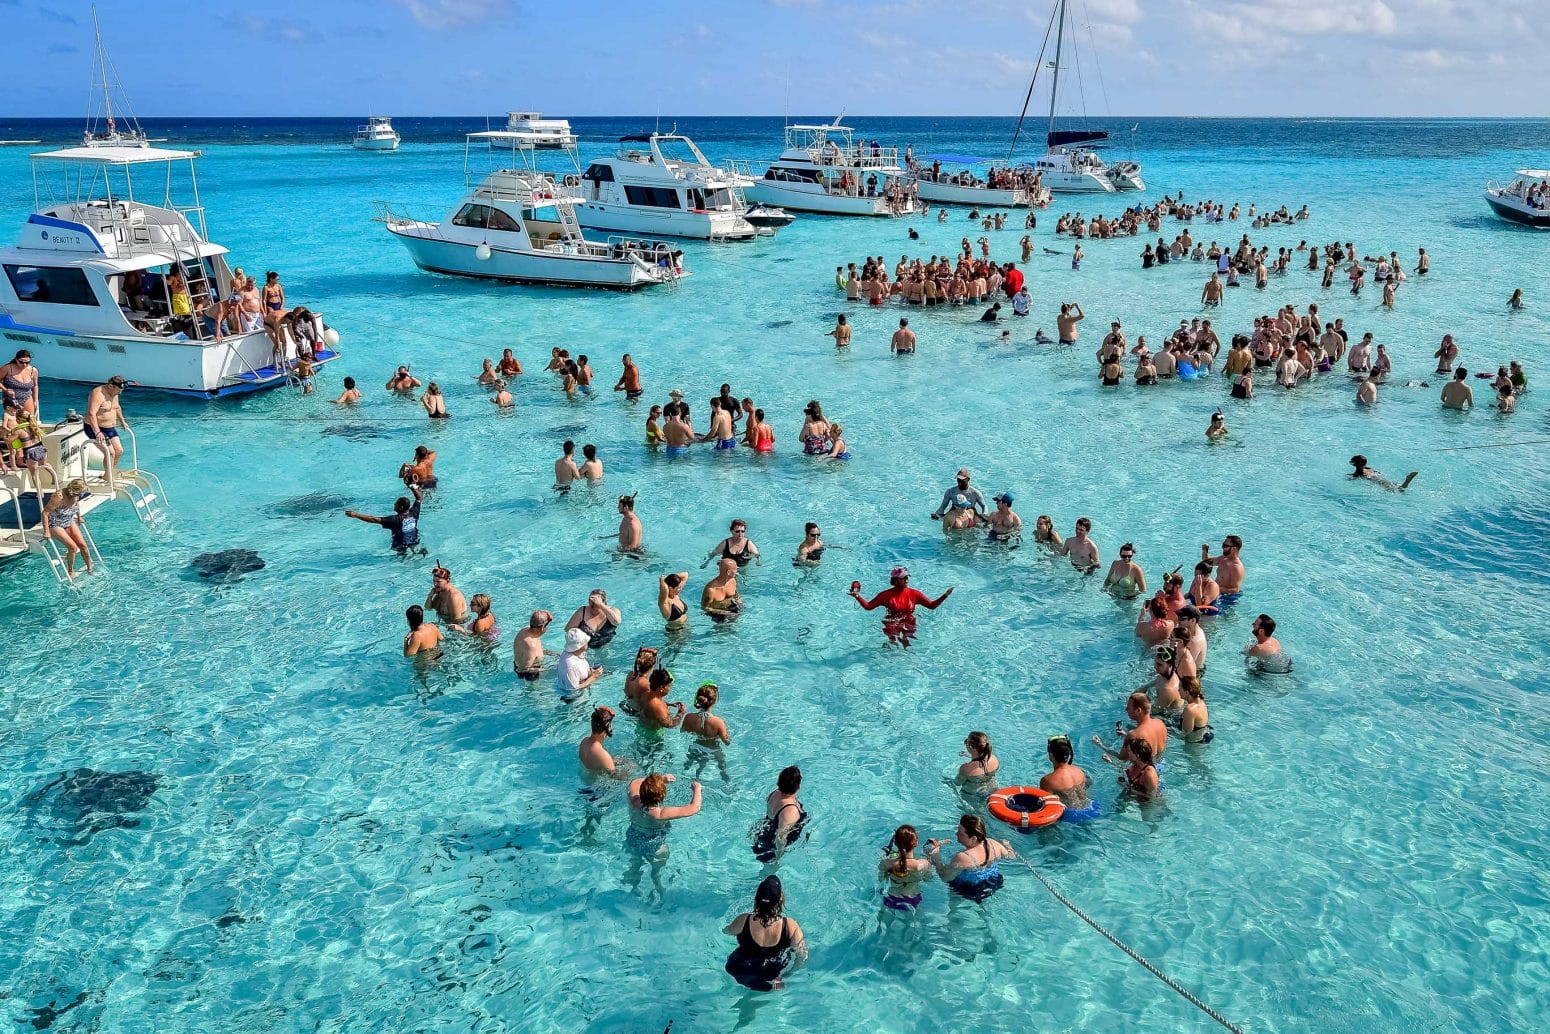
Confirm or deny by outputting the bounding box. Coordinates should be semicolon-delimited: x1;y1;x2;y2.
505;111;577;149
353;116;401;151
1010;0;1145;194
736;120;917;217
1484;170;1550;228
0;16;339;397
907;153;1049;207
375;130;685;289
576;133;761;240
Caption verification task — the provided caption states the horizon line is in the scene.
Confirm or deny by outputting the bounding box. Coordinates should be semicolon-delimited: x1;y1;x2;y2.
4;113;1549;122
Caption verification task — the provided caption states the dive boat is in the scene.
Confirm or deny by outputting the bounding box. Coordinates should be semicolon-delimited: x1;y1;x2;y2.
375;131;684;289
908;153;1046;207
735;120;916;217
1484;170;1550;228
0;16;340;397
576;133;759;240
504;111;577;149
352;116;401;151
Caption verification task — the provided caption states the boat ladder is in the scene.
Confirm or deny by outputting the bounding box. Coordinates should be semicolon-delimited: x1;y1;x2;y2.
83;426;169;525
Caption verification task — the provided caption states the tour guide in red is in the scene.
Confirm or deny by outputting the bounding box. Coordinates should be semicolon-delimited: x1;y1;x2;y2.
1002;263;1024;298
849;566;954;648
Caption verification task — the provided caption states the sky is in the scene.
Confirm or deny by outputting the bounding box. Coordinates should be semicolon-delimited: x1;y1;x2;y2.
3;0;1546;118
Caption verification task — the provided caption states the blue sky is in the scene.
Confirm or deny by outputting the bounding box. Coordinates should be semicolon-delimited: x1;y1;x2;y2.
4;0;1545;117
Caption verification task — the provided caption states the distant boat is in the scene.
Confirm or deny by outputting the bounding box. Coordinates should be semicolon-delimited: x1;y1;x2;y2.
504;111;577;149
352;116;400;151
0;140;42;146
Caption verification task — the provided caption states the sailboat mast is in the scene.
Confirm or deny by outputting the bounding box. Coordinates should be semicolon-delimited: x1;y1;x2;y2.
92;7;114;130
1047;0;1066;140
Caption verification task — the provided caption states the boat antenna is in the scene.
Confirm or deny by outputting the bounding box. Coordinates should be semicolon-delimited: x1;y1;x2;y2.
1007;0;1060;160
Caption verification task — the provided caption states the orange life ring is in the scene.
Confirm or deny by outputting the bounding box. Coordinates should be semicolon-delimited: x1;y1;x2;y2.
988;786;1064;831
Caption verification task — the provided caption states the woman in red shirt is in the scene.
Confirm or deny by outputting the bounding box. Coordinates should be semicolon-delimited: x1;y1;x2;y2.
849;566;953;648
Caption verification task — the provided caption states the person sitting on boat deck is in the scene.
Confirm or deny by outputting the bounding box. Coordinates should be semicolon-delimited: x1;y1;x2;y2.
930;468;986;524
879;825;932;913
984;492;1021;543
344;484;423;553
0;350;40;418
724;875;806;991
567;589;621;649
702;557;743;623
386;366;420;393
85;375;132;481
335;377;362;405
954;731;1000;797
555;627;604;702
513;609;554;681
578;706;621;778
1040;734;1093;809
497;348;523;378
927;814;1015;903
627;772;701;858
1349;455;1418;492
400;445;437;490
403;604;443;659
703;518;761;568
1093;690;1168;762
752;765;808;863
425;565;468;624
850;566;953;648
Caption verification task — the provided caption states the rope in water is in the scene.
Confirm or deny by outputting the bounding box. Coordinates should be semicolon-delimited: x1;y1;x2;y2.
1016;857;1246;1033
1434;438;1550;452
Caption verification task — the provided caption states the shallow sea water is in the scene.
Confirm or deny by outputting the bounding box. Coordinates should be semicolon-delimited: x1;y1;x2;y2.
1;117;1549;1032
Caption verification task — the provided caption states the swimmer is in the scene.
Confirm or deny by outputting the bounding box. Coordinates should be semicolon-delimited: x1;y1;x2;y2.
1147;646;1183;713
658;573;689;627
984;492;1022;542
567;589;621;650
554;440;581;493
662;409;695;457
850;566;953;649
644;405;664;447
425;565;469;624
1349;455;1417;491
794;522;826;566
1356;374;1379;405
1034;328;1055;344
703;519;761;568
497;348;523;377
578;444;604;483
477;358;500;386
682;682;732;747
823;422;851;461
954;731;1000;796
723;875;806;991
926;814;1015;903
1201;534;1246;599
1102;542;1146;598
403;604;443;659
639;668;686;730
827;314;852;349
878;825;932;913
578;706;622;777
1206;410;1228;440
1032;514;1064;551
1187;562;1221;614
385;365;420;393
1244;613;1291;672
752;765;809;863
1134;595;1174;647
891;318;917;355
613;353;643;400
622;645;660;714
490;382;514;408
1174;605;1207;671
612;493;643;551
555;627;604;701
420;382;450;419
704;398;737;449
451;592;498;644
1497;382;1517;413
701;557;743;622
400;445;438;490
1110;736;1160;800
1180;678;1213;744
513;610;554;680
1057;516;1100;573
929;468;987;524
1509;288;1524;311
748;408;775;453
1441;367;1473;410
1092;690;1168;761
334;376;361;405
627;772;702;860
1039;735;1092;808
1056;302;1084;345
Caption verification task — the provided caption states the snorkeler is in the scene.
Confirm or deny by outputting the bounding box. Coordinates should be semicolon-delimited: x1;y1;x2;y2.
1349;455;1418;491
849;566;953;648
579;706;621;777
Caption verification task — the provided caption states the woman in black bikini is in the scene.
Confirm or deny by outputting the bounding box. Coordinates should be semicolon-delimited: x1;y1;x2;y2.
566;589;621;649
701;519;761;568
658;572;689;628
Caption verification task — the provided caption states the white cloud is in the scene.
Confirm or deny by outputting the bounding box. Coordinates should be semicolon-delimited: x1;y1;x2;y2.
1188;0;1397;46
396;0;509;30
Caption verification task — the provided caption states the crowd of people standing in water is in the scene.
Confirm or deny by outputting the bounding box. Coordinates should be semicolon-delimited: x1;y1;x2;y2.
316;183;1533;994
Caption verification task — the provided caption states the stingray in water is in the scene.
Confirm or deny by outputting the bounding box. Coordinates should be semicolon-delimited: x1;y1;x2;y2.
322;424;392;442
189;549;266;580
26;768;161;844
765;319;794;329
263;492;351;518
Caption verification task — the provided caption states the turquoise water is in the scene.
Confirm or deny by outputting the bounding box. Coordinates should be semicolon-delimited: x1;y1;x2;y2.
2;117;1549;1031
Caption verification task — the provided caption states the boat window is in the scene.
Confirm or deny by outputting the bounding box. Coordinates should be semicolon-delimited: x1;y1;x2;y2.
582;163;615;183
3;264;100;306
624;185;682;209
486;207;522;233
452;203;490;229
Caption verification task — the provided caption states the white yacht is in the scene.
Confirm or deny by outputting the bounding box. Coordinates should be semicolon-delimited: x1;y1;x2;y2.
1484;170;1550;228
376;131;685;289
353;116;401;151
908;154;1046;207
504;111;577;149
736;120;916;217
0;18;340;398
575;133;758;240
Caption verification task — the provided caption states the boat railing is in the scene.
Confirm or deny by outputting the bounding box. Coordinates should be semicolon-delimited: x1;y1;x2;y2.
604;236;683;282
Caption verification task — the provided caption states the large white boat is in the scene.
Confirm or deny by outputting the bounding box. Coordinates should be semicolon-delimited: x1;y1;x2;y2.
1484;170;1550;228
908;153;1046;207
352;116;400;151
736;120;916;217
1010;0;1144;194
376;131;685;289
504;111;577;149
575;133;758;240
0;18;339;398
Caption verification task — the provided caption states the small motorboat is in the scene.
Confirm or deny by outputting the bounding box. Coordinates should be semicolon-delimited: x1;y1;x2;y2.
1485;170;1550;228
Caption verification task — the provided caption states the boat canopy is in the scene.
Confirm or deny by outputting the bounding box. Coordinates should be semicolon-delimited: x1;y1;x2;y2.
921;153;989;165
32;145;201;165
1047;130;1108;149
1514;169;1550;178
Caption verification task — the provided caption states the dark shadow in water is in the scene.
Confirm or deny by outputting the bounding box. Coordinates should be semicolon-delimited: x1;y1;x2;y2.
24;768;161;846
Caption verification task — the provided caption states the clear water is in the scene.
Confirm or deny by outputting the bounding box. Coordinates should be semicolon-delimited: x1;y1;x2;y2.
2;117;1549;1032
